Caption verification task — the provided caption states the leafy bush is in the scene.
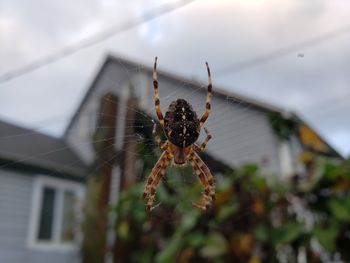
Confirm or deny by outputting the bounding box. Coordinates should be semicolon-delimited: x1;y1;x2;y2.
110;115;350;262
114;158;350;263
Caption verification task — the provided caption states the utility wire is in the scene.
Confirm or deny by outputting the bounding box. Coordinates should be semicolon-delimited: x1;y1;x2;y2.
216;24;350;75
0;0;195;84
214;24;350;122
2;2;349;84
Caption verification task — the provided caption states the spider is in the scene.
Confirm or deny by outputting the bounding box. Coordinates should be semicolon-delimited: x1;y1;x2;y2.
142;57;215;211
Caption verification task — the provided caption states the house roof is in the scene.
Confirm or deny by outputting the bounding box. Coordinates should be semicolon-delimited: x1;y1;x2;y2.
0;119;88;181
64;53;343;160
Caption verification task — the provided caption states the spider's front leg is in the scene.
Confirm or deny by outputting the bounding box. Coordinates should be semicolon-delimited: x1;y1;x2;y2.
153;57;165;127
199;62;212;127
152;121;167;151
194;127;212;153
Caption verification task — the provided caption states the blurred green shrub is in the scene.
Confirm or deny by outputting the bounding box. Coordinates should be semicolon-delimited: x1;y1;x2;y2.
114;157;350;263
111;115;350;262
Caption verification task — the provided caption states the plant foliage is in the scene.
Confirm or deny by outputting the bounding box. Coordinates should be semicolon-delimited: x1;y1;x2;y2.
112;115;350;262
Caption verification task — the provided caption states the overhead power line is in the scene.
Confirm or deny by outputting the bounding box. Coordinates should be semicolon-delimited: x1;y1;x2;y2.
0;0;195;84
216;24;350;75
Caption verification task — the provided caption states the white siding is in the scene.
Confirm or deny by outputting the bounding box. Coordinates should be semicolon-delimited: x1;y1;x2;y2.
65;62;133;164
0;170;81;263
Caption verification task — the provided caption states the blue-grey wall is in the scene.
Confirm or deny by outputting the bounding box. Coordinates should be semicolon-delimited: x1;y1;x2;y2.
0;169;81;263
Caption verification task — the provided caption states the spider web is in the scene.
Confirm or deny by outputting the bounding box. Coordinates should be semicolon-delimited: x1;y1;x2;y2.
1;2;350;263
0;49;349;263
79;59;266;227
0;51;348;227
0;21;349;262
0;54;268;228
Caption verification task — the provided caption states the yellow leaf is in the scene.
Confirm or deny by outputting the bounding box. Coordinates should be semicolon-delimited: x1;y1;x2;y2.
299;125;329;153
248;257;261;263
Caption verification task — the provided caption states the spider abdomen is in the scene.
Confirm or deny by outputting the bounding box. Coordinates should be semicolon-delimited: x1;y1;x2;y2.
164;99;200;148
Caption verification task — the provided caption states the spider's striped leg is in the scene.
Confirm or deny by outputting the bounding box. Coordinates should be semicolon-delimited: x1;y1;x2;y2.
152;121;167;151
194;127;212;153
199;62;212;127
192;152;215;200
188;152;214;211
145;152;171;211
153;57;165;127
142;151;168;200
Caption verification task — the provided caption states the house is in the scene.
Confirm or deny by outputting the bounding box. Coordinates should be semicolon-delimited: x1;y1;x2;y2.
63;54;343;259
0;53;342;263
64;54;342;180
0;119;87;263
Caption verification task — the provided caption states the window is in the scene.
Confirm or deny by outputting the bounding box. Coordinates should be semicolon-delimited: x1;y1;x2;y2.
79;109;97;140
37;187;55;241
28;176;85;251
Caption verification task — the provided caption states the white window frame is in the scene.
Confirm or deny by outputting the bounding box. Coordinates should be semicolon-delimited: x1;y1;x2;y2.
27;175;85;251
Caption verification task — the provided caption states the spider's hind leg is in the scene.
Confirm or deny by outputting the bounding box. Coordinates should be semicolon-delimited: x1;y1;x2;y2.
189;152;215;211
142;151;171;211
193;151;215;199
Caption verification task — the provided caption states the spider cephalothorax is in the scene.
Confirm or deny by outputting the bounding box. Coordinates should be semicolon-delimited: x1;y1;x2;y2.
142;57;215;211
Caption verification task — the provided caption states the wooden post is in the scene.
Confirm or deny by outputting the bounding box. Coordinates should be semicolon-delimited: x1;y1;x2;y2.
82;93;118;263
120;97;138;190
113;97;139;262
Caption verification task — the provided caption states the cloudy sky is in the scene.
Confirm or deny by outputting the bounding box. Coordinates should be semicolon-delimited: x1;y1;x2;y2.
1;0;350;156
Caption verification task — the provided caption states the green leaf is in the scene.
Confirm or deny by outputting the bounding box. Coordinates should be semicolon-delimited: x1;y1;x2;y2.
155;234;183;263
199;233;227;258
251;176;267;190
117;221;129;241
180;210;201;231
327;198;350;221
273;221;304;245
239;164;258;176
268;113;297;141
187;232;205;248
323;162;339;180
217;202;238;221
254;224;270;242
314;222;339;252
216;177;233;192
